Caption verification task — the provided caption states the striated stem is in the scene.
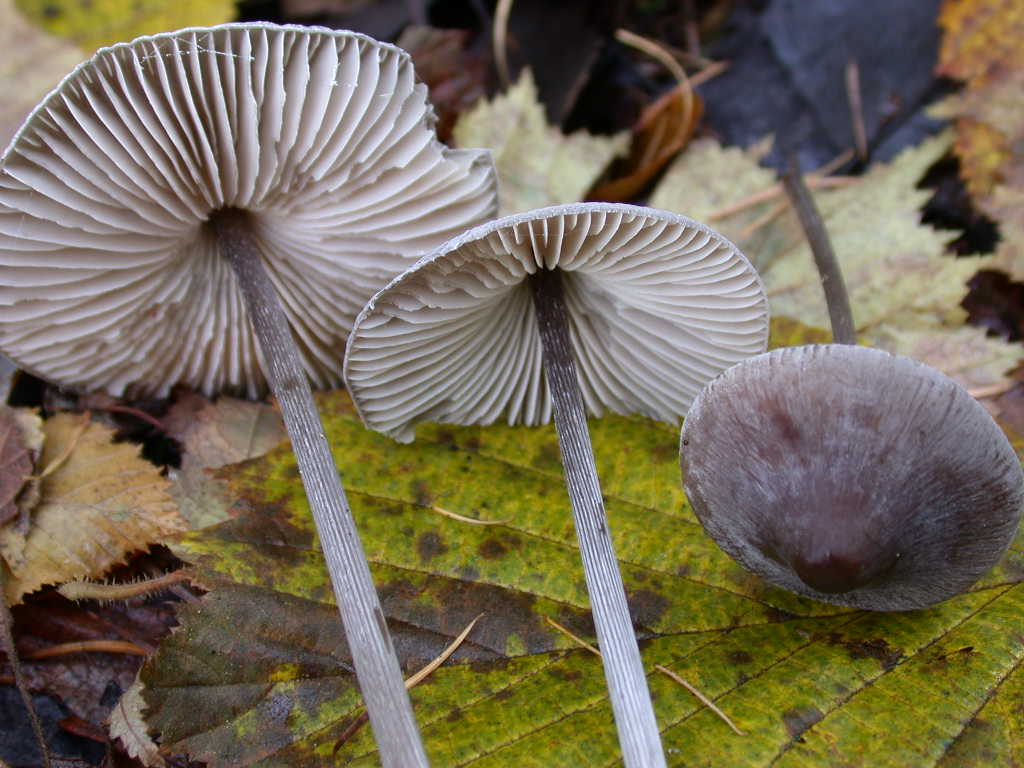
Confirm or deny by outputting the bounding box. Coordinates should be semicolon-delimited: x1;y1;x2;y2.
530;267;667;768
213;209;429;768
781;157;856;345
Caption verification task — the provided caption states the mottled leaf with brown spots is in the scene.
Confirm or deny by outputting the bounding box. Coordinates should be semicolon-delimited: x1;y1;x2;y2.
141;390;1024;766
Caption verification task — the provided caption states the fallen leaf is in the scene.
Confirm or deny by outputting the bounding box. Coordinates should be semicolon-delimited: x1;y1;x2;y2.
589;81;703;202
698;0;941;171
452;70;628;216
163;392;287;530
0;0;85;148
8;588;176;737
13;0;235;53
109;679;165;767
140;390;1024;766
651;133;1024;388
398;25;488;143
0;414;185;603
0;407;42;527
936;0;1024;279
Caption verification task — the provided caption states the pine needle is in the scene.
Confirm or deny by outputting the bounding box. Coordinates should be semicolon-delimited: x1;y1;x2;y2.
405;613;484;689
430;505;509;526
544;616;744;737
655;664;744;736
544;616;601;656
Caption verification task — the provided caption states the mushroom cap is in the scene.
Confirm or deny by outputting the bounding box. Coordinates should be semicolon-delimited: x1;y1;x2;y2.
0;23;497;398
344;202;769;441
680;344;1024;611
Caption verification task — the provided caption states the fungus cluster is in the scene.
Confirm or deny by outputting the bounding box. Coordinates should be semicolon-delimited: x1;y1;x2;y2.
3;15;1022;768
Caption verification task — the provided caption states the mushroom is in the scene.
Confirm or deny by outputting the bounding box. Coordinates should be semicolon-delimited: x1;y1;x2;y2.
345;202;768;767
0;23;498;766
678;160;1024;612
680;344;1024;610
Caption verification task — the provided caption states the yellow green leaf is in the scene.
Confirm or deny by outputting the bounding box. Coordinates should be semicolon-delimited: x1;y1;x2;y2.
13;0;235;54
140;390;1024;766
0;0;85;148
452;70;628;216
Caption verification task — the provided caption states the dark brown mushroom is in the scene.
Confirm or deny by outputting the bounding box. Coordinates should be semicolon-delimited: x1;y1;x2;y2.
680;343;1024;611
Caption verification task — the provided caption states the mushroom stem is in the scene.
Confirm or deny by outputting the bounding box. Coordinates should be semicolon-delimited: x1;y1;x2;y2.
781;157;856;345
212;210;429;768
529;267;667;768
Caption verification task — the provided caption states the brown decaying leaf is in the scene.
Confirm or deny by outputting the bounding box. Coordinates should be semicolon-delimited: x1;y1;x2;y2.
397;26;488;143
589;80;703;202
0;414;184;604
163;391;286;470
164;391;286;530
6;582;180;735
937;0;1024;278
0;406;42;527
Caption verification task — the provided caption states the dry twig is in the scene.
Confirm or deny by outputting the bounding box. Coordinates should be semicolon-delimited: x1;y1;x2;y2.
430;505;510;526
654;664;744;736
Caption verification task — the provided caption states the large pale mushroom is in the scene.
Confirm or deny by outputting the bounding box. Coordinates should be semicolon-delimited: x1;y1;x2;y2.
345;202;768;767
0;23;498;766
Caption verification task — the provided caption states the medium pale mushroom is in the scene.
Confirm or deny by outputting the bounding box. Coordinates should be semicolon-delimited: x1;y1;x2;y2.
344;202;768;767
0;23;498;766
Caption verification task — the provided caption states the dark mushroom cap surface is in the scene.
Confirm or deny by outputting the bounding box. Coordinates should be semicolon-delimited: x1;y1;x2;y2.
680;344;1024;611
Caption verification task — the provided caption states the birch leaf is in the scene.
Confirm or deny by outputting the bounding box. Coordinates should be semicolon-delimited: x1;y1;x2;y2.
652;133;1024;389
452;70;628;216
0;414;185;603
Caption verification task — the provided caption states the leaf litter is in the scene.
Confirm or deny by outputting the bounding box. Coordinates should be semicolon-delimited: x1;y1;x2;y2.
138;389;1024;767
0;414;185;604
7;2;1024;765
651;132;1024;390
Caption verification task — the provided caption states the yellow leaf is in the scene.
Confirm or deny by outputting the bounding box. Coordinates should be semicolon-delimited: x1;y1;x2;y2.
652;133;1024;389
452;70;628;216
0;0;85;148
14;0;235;54
937;0;1024;278
0;414;185;603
